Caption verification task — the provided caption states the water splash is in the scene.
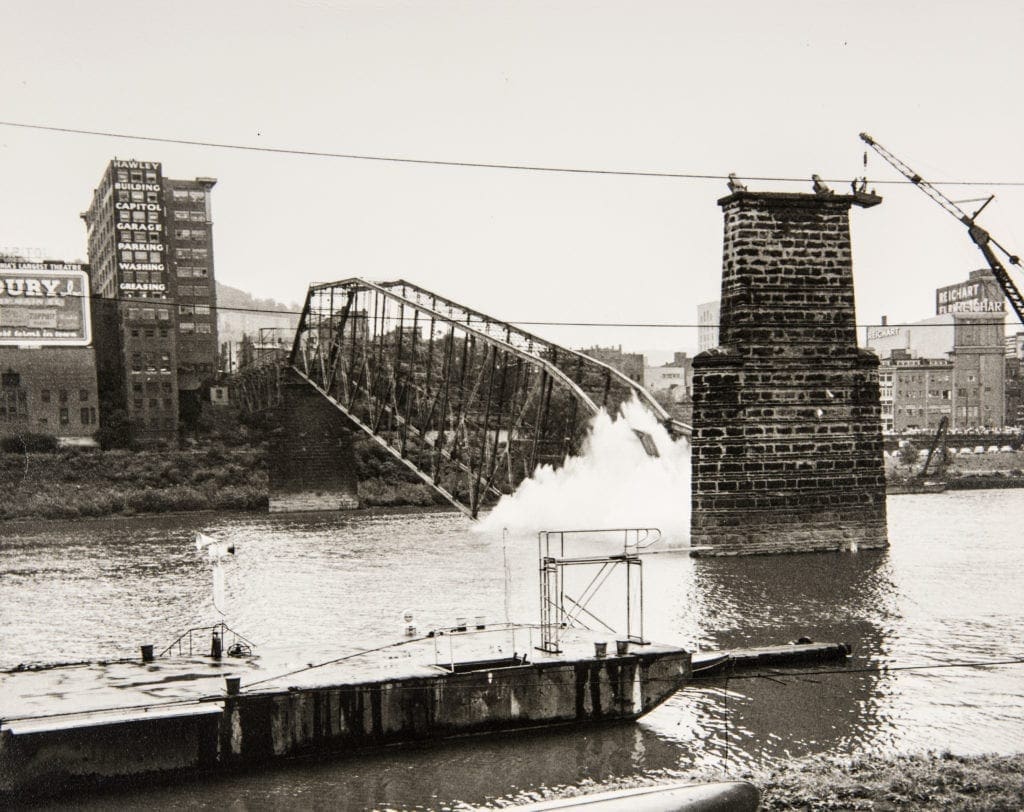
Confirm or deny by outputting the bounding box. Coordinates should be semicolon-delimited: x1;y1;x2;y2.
478;397;691;542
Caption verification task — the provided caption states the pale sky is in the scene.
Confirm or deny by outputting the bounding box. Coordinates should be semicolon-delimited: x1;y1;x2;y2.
2;0;1023;356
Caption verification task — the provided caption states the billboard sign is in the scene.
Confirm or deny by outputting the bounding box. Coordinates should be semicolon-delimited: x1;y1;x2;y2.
936;277;1005;315
0;263;91;346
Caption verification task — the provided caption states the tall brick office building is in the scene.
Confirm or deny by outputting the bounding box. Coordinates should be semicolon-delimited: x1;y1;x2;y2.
82;160;219;442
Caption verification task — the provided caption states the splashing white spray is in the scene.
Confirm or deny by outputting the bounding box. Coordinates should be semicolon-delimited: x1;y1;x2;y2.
478;398;692;542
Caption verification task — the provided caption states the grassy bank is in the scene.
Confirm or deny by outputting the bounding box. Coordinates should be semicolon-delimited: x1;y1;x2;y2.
753;751;1024;810
0;440;443;521
511;752;1024;810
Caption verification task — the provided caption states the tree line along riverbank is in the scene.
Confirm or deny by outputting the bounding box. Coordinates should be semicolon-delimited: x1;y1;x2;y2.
0;438;444;521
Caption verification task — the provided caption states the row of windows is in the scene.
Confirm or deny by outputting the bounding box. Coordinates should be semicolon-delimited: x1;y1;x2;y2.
176;247;208;259
118;210;161;224
132;397;174;411
40;389;91;403
176;266;209;278
130;354;172;372
179;322;213;334
178;287;211;299
126;307;172;322
173;229;207;241
121;250;163;263
118;190;160;204
122;270;164;284
117;169;158;184
129;327;169;339
1;403;96;426
171;189;207;203
173;210;209;222
132;381;173;395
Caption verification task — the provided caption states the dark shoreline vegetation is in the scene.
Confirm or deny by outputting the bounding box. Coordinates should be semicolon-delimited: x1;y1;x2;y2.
2;421;1022;521
0;438;444;522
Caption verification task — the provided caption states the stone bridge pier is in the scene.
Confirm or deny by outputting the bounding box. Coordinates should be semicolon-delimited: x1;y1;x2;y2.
690;190;888;555
267;369;360;513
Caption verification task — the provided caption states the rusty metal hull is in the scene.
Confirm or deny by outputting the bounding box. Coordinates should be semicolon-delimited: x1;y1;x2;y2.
0;632;689;799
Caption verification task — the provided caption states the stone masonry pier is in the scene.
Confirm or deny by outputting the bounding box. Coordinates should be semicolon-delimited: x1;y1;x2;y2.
690;190;888;555
267;369;360;512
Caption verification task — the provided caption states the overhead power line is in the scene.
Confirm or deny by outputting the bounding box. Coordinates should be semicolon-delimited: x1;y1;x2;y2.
3;120;1024;186
24;286;999;327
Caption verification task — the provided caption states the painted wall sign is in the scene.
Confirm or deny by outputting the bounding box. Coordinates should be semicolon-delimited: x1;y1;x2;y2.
0;266;91;346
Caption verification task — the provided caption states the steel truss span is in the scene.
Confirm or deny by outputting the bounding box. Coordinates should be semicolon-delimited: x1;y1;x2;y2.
282;279;689;518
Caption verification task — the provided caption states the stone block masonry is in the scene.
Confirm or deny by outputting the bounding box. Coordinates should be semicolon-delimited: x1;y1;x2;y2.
691;191;888;555
268;369;360;512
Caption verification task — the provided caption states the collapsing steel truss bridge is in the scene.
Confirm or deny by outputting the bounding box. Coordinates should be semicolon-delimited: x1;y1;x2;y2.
236;279;690;518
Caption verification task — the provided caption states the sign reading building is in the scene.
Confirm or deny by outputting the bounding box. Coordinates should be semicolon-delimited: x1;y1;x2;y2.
0;262;91;345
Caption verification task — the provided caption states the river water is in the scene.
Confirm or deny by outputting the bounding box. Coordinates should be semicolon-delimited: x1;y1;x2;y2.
3;490;1024;810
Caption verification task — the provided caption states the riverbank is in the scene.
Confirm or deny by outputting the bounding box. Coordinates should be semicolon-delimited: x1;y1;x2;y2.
518;752;1024;811
0;442;442;521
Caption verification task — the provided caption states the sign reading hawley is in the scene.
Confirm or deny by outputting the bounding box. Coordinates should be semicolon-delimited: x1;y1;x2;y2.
0;263;91;346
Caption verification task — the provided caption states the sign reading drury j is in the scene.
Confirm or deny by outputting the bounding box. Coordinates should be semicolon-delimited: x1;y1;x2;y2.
0;262;91;345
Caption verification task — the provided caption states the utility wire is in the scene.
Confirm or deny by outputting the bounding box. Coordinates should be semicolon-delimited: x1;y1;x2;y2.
1;287;996;330
4;120;1024;187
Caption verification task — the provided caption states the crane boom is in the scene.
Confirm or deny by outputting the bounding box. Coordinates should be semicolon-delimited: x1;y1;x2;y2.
859;132;1024;325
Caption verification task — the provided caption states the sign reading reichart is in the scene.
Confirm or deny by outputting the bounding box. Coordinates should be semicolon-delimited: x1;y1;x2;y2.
0;262;91;345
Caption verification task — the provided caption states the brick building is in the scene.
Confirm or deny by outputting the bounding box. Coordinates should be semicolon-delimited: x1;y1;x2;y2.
865;269;1007;431
690;189;887;555
81;160;219;443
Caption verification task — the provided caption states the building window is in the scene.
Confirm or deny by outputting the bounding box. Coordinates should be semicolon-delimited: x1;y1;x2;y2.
179;305;194;315
134;250;149;261
173;189;188;201
157;308;170;321
194;286;210;297
131;190;145;202
174;210;189;221
147;211;159;223
180;322;195;334
194;267;208;277
132;211;146;222
146;191;159;204
59;408;69;425
80;407;90;424
197;323;212;334
160;354;171;371
163;398;172;409
195;305;211;316
175;229;190;240
59;389;68;404
149;251;161;263
176;248;191;259
145;171;157;183
130;171;142;183
192;248;208;259
192;231;206;242
141;308;155;320
117;170;129;183
131;354;143;372
189;191;205;202
1;371;19;388
79;389;88;402
41;389;50;403
190;211;205;222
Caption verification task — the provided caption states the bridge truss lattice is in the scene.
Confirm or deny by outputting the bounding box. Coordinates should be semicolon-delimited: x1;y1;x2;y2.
270;278;688;518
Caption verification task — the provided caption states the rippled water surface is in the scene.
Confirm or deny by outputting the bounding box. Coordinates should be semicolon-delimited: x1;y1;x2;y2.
3;491;1024;810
